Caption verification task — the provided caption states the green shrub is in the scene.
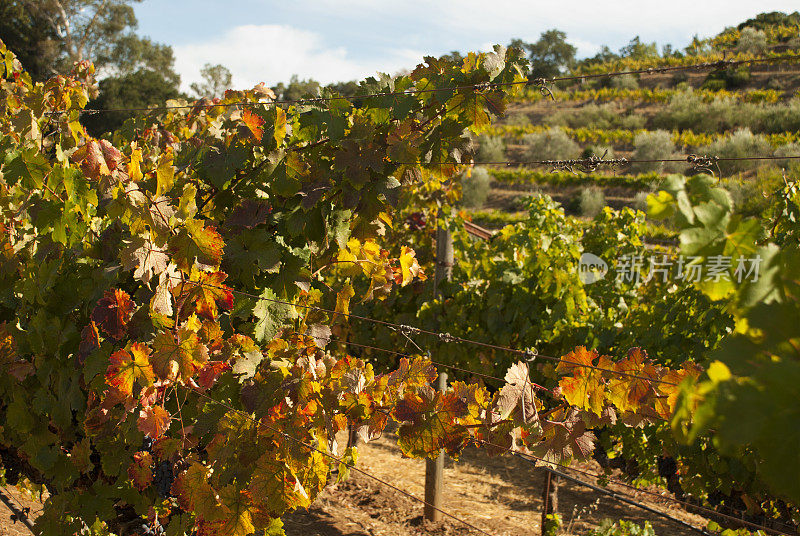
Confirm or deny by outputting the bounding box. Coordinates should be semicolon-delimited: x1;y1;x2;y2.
653;90;739;133
701;66;751;90
671;72;689;87
582;145;615;159
734;27;768;55
753;98;800;134
523;128;581;161
461;166;492;208
610;73;639;89
701;78;728;91
655;91;800;134
774;142;800;172
633;190;650;212
704;128;772;175
542;513;562;536
505;113;532;126
631;130;682;174
578;186;606;218
620;112;647;130
475;134;506;163
545;103;624;130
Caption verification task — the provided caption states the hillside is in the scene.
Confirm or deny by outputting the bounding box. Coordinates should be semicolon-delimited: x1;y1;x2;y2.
466;54;800;234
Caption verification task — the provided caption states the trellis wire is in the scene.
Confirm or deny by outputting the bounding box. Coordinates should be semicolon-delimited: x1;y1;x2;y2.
172;276;682;387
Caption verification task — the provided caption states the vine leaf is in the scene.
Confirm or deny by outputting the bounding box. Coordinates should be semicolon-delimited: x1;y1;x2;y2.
78;321;100;363
120;237;170;284
128;142;143;182
91;289;135;340
335;284;355;317
248;456;312;517
151;329;209;381
531;409;596;462
173;462;219;513
607;347;659;413
175;270;234;320
253;288;296;343
394;386;470;458
387;357;436;394
241;110;264;142
225;199;271;229
105;342;155;396
73;139;121;179
496;361;538;424
127;451;154;491
170;219;225;272
397;246;424;285
69;438;94;474
197;361;232;390
156;148;175;197
557;347;609;417
137;405;171;439
199;485;255;536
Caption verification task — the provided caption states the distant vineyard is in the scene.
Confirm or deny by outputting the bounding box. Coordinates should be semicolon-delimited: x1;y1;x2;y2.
511;87;787;104
571;49;800;76
485;124;800;148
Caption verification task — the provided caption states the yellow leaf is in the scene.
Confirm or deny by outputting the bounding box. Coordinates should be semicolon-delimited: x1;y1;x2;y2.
707;361;731;383
335;284;355;317
377;211;393;229
273;107;287;146
398;246;422;286
128;142;143;182
156;147;175;197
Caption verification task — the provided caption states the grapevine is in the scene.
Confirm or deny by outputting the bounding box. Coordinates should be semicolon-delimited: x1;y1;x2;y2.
0;40;706;536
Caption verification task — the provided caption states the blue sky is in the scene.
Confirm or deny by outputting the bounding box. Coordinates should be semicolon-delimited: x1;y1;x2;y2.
132;1;800;91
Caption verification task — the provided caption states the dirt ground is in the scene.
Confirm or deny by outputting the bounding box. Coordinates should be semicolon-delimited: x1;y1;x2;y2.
0;427;712;536
280;429;710;536
0;485;43;536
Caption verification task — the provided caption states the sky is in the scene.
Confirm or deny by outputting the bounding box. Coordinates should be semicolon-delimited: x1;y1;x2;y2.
132;1;800;92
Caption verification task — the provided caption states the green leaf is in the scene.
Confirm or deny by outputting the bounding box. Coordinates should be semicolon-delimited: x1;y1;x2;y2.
253;288;296;343
5;146;50;188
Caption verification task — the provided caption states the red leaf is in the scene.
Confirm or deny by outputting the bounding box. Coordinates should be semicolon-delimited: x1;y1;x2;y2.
174;270;234;320
241;109;264;142
99;139;123;171
79;322;100;364
91;289;135;340
197;361;232;390
127;451;154;491
138;405;171;439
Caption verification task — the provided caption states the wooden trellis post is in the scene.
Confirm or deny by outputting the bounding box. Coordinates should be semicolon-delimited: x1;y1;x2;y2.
424;226;453;522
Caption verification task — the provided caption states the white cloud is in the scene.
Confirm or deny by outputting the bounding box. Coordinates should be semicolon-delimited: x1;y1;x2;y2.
173;24;423;92
567;38;602;58
280;0;800;53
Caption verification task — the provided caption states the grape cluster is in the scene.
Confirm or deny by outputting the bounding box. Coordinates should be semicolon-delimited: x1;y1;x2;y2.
139;522;165;536
657;456;678;478
141;437;154;453
592;445;610;468
406;212;426;231
152;460;174;498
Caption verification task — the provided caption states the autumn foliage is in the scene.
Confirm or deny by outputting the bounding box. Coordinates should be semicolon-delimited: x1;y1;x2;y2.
0;40;697;536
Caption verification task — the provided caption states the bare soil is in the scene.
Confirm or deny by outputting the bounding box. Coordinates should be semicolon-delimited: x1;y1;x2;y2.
280;429;711;536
